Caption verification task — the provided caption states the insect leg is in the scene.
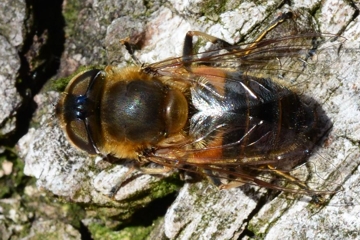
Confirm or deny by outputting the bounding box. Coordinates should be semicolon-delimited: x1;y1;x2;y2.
108;164;173;198
181;12;294;70
266;164;312;193
108;165;136;198
138;165;173;174
244;12;294;54
218;180;246;189
182;31;234;67
266;165;329;202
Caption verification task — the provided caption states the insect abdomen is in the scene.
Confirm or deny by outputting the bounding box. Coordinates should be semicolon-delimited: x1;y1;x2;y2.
190;71;326;169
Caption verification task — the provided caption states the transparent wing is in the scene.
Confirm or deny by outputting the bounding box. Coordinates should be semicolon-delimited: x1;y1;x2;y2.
146;33;344;90
141;34;345;196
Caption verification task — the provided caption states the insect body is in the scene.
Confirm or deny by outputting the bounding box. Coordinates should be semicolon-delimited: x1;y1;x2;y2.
56;13;335;195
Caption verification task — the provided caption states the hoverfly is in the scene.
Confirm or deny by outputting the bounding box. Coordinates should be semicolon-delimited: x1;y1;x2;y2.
56;12;341;197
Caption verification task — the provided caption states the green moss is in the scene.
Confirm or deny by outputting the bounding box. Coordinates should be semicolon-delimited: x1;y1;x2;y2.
149;173;183;199
49;75;72;92
79;173;182;230
0;149;33;198
28;230;77;240
199;0;227;21
62;1;83;37
88;221;155;240
62;203;87;229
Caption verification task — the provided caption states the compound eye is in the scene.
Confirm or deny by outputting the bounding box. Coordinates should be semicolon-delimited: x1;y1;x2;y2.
65;118;98;154
56;69;103;154
65;69;102;96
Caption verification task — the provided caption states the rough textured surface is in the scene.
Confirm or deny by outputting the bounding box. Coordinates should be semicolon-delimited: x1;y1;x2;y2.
3;0;360;239
0;0;24;135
